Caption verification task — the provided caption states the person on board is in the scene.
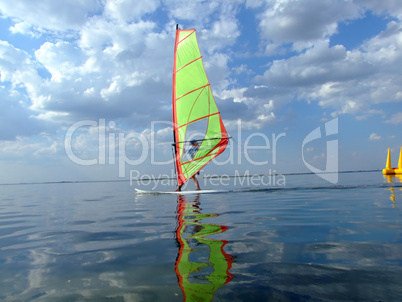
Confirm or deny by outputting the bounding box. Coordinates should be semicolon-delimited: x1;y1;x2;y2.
176;140;201;191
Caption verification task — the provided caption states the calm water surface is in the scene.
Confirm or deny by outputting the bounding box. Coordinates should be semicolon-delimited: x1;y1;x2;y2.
0;172;402;301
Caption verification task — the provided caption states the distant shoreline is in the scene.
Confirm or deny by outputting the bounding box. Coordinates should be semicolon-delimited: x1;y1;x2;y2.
0;169;381;186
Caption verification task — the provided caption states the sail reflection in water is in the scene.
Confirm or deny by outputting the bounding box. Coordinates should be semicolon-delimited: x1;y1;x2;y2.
175;195;234;301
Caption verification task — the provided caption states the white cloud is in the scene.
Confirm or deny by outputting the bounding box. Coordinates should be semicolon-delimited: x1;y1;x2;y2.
204;52;231;91
369;133;382;141
362;21;402;80
164;0;220;23
0;41;41;87
252;16;402;118
385;112;402;124
245;0;265;9
250;41;373;116
257;40;373;88
0;42;50;134
35;111;70;121
26;16;172;123
0;134;61;157
104;0;160;22
256;0;362;53
354;0;402;19
9;22;38;37
35;41;86;82
355;109;384;120
233;64;252;76
200;16;240;54
0;87;48;140
0;0;240;136
0;0;102;32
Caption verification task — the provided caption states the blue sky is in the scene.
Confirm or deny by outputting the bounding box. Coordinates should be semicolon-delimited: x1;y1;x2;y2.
1;0;402;184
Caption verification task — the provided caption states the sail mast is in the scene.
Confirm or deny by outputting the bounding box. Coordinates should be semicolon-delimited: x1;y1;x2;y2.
172;25;184;185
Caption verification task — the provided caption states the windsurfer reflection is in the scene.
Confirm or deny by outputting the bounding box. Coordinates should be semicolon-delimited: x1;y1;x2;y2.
176;140;201;191
174;194;234;301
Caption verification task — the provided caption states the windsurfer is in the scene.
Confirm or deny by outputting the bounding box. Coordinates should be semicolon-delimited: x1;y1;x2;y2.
175;140;201;191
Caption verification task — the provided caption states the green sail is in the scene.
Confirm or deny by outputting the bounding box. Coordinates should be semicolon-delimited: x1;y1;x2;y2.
172;28;229;187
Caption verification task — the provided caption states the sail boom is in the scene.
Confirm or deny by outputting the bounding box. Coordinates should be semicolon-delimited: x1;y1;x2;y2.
172;136;231;146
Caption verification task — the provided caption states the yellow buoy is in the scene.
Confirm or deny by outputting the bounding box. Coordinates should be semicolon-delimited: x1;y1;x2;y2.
382;147;396;175
395;147;402;174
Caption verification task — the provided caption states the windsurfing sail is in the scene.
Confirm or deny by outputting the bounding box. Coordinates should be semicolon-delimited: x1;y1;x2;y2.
172;26;230;187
